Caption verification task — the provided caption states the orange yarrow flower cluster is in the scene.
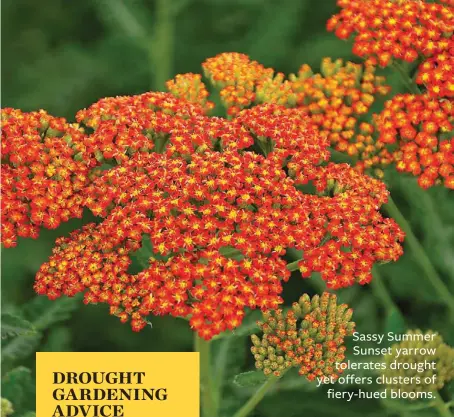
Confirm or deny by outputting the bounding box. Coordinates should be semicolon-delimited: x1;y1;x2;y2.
375;94;454;189
297;162;404;288
327;0;454;68
1;108;95;247
251;293;355;380
32;98;404;338
1;72;404;338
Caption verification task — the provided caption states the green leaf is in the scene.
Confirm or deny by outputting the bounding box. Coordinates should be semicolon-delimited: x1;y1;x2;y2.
2;296;81;364
270;370;318;392
233;371;266;387
1;367;35;416
1;314;35;339
133;234;153;269
1;333;42;364
24;295;81;330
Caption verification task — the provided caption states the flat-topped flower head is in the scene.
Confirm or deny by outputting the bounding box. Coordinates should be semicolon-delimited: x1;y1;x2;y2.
1;108;95;247
0;54;408;338
251;292;355;380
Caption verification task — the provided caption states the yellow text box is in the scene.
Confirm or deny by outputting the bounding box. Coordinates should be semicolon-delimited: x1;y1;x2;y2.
36;352;199;417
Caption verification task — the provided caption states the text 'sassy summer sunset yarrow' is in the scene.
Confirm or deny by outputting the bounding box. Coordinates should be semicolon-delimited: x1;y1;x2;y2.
352;331;439;356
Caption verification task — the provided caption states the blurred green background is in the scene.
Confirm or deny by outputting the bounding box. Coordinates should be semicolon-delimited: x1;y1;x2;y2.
2;0;454;416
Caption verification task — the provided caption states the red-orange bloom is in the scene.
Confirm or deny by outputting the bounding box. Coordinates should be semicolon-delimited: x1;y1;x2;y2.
1;108;95;247
375;94;454;189
327;0;454;67
417;52;454;98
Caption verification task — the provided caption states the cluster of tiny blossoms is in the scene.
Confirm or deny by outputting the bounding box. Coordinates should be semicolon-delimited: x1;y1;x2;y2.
327;0;454;68
251;292;355;380
375;94;454;189
254;58;390;161
5;78;404;338
236;104;405;288
416;51;454;98
1;108;96;247
326;0;454;189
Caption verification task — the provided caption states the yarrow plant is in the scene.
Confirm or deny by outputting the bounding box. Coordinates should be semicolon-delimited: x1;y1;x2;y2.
2;0;454;416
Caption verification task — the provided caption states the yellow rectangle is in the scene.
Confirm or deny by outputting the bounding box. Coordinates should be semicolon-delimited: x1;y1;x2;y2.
36;352;199;417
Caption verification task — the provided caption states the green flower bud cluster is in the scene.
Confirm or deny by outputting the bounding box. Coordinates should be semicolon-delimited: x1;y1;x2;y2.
382;330;454;394
251;292;355;381
255;73;297;107
1;398;14;417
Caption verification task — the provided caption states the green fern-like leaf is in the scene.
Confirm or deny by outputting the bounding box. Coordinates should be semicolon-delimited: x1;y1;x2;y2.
2;296;81;364
24;295;81;331
1;333;42;365
1;314;35;340
233;371;266;388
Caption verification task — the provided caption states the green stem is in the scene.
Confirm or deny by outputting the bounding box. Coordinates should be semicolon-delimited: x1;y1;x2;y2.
149;0;175;90
287;260;299;271
432;393;452;417
233;375;281;417
384;196;454;317
212;338;231;411
371;266;397;314
194;335;217;417
391;61;421;95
